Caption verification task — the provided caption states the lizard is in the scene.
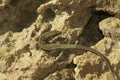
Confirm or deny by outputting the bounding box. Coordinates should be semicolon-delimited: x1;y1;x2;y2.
39;30;118;80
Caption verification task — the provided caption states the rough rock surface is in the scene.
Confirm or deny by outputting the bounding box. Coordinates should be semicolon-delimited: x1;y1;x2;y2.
0;0;120;80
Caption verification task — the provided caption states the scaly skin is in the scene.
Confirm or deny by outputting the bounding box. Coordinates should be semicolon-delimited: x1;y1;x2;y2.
39;30;118;80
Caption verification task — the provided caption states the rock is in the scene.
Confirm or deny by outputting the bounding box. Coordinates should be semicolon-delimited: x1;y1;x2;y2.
99;17;120;40
0;0;120;80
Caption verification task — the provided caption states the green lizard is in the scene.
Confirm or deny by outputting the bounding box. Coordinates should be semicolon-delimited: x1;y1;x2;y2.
39;30;118;80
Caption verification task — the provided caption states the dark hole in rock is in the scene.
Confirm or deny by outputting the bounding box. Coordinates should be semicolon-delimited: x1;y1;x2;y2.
79;11;114;46
65;61;76;69
43;8;56;22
